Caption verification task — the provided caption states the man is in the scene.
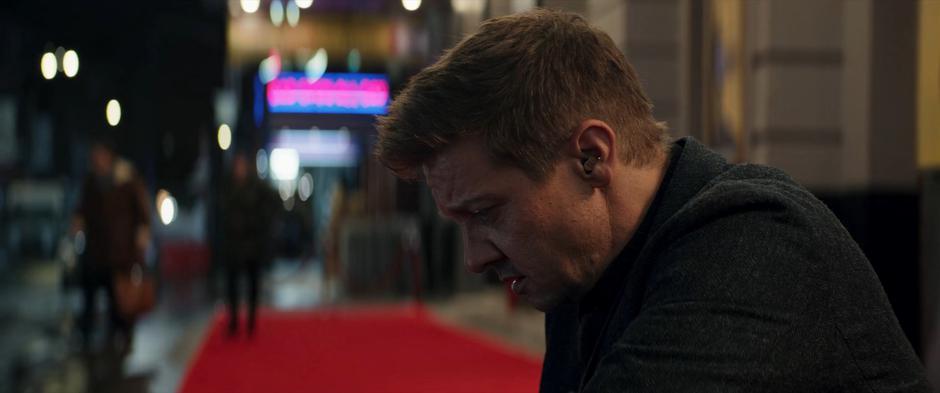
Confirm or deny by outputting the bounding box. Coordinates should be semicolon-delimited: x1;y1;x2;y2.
375;8;931;393
73;140;150;352
219;151;278;336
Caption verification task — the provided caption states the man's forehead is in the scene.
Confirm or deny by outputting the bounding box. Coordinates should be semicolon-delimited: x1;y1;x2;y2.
422;138;493;207
423;151;471;204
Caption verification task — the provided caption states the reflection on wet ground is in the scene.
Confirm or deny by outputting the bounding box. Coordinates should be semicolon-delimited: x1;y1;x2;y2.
1;259;213;393
0;259;543;392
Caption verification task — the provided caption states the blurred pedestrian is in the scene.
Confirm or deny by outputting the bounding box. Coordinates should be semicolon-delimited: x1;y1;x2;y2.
72;139;150;353
220;151;278;336
322;178;365;301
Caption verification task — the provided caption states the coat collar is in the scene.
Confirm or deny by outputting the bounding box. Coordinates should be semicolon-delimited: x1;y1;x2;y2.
579;137;728;311
574;137;731;389
645;137;731;236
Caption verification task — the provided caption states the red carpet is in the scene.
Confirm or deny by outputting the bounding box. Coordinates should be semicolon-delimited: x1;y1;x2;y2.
178;305;542;393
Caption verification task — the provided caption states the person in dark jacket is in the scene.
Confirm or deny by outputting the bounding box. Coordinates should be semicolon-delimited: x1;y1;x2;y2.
73;140;150;352
373;8;931;392
219;151;278;336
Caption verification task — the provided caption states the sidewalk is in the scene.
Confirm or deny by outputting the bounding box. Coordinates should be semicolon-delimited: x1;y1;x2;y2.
428;288;545;357
0;258;545;392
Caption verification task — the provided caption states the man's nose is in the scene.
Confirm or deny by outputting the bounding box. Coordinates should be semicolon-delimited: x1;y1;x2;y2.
461;227;501;274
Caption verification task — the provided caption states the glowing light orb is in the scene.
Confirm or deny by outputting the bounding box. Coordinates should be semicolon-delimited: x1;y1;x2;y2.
260;53;282;84
63;50;79;78
270;0;284;26
160;195;177;225
106;99;122;126
298;173;313;201
270;148;299;181
256;149;268;178
304;48;328;83
402;0;421;11
156;189;177;226
41;52;57;80
240;0;260;13
217;124;232;150
286;0;300;27
347;48;361;73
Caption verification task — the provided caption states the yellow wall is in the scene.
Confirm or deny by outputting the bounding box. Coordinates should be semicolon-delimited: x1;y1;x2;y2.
919;0;940;169
714;0;746;162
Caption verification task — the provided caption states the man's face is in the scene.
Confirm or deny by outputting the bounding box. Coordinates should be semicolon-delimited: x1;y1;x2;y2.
424;136;613;311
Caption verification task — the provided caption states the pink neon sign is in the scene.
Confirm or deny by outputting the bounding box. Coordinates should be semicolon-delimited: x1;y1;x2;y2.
266;73;389;115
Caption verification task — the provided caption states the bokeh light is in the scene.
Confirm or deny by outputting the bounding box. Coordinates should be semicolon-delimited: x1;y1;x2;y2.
402;0;421;11
155;189;177;226
217;124;232;151
305;48;328;83
270;148;299;181
278;180;295;201
295;0;313;9
298;173;313;201
160;195;177;225
256;149;268;179
259;53;282;84
240;0;260;13
62;50;79;78
106;99;121;126
286;0;300;27
40;52;56;80
270;0;284;26
347;48;361;73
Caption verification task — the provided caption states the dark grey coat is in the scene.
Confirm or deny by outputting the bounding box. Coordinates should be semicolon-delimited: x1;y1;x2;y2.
540;137;931;392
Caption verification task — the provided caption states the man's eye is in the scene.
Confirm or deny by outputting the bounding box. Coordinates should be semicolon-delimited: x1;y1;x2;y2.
471;208;491;223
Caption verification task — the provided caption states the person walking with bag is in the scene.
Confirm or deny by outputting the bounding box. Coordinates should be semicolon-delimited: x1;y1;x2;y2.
73;139;151;354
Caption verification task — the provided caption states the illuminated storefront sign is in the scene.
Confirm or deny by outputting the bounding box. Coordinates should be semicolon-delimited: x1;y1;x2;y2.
266;72;389;115
270;129;359;167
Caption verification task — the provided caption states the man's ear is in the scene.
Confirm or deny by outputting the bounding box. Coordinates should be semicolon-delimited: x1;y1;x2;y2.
567;119;616;187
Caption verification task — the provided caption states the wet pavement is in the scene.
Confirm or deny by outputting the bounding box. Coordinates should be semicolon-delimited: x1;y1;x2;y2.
0;258;544;393
0;259;214;393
